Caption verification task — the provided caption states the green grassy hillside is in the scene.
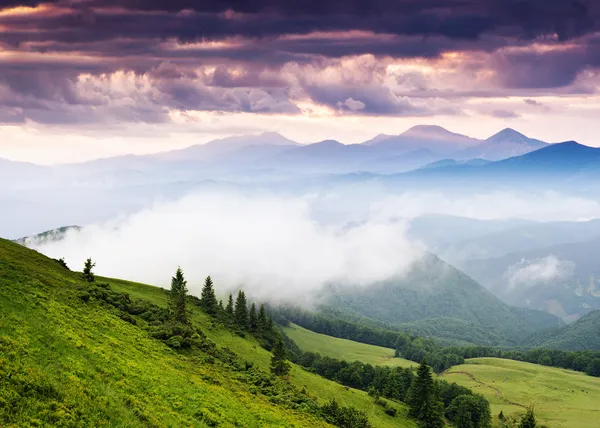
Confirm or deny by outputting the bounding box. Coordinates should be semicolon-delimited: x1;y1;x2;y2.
0;238;415;427
105;278;416;428
441;358;600;428
282;323;416;369
325;253;561;345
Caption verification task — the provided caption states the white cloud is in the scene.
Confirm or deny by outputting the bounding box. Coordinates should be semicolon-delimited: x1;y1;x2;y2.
34;190;423;305
505;255;575;289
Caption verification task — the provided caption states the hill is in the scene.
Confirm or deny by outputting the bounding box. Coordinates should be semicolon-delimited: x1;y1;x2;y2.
525;310;600;351
0;237;415;428
368;125;481;155
455;128;548;161
393;141;600;190
14;225;82;247
442;358;600;428
282;323;416;369
323;253;562;345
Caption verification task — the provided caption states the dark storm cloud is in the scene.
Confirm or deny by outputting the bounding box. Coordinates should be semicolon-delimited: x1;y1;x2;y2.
0;0;599;124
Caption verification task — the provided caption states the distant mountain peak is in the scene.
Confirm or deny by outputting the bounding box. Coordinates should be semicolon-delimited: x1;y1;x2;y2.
487;128;536;145
308;139;344;148
403;125;453;137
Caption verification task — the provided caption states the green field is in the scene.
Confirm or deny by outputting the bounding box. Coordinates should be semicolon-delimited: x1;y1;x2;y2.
0;238;416;428
283;323;416;369
442;358;600;428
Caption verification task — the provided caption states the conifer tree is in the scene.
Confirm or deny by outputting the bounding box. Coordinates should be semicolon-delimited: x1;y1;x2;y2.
218;300;224;311
407;360;444;428
200;275;218;315
170;267;189;324
257;304;268;331
82;258;96;282
226;293;234;316
234;290;249;328
267;314;274;330
249;303;258;331
518;407;536;428
270;335;291;376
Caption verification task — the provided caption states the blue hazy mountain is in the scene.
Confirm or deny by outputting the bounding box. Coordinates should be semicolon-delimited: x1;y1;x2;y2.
454;128;548;161
365;125;482;154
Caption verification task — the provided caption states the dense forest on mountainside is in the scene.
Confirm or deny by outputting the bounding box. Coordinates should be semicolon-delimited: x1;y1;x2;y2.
324;254;562;345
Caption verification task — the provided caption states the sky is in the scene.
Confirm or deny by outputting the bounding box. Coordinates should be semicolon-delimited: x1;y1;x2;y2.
1;0;600;164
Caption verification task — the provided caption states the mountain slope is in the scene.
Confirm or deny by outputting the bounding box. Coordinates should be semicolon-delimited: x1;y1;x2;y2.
323;253;562;345
455;128;548;161
14;225;82;247
370;125;482;155
526;310;600;351
0;237;414;428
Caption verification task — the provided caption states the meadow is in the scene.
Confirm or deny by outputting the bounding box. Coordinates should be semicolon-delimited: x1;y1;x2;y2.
282;323;416;369
0;237;415;428
442;357;600;428
106;277;417;428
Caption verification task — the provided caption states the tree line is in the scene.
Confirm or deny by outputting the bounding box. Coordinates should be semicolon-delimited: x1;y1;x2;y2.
273;305;600;378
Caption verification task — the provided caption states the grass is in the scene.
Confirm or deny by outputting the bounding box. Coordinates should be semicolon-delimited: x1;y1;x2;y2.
0;239;330;427
442;357;600;428
107;278;416;428
282;323;416;369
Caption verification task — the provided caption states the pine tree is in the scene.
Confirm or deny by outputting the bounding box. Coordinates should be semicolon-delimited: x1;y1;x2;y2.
170;267;189;324
518;407;536;428
218;300;224;311
82;258;96;282
257;304;267;331
200;275;218;315
234;290;249;329
270;335;291;376
249;303;258;331
498;410;505;421
226;294;234;316
407;360;444;428
267;314;274;331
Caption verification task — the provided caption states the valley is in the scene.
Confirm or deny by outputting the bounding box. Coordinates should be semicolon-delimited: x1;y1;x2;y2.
442;358;600;428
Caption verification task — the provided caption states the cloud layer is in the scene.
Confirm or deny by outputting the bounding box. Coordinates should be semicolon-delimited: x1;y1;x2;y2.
33;191;423;304
0;0;599;127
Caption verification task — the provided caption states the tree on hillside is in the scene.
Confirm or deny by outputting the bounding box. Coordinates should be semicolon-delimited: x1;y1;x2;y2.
249;303;258;331
225;293;234;316
446;394;491;428
270;335;291;376
55;257;69;270
407;360;444;428
200;275;218;315
170;267;189;324
234;290;249;329
257;304;268;331
82;258;96;282
518;407;536;428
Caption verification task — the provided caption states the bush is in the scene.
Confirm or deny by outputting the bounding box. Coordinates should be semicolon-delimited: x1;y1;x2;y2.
384;407;397;417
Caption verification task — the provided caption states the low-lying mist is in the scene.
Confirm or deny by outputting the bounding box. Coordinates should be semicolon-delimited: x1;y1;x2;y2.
34;191;421;304
32;188;600;303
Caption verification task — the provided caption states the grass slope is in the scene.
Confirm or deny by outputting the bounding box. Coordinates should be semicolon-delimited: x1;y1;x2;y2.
441;358;600;428
282;323;416;369
0;238;415;428
0;239;328;427
104;282;417;428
